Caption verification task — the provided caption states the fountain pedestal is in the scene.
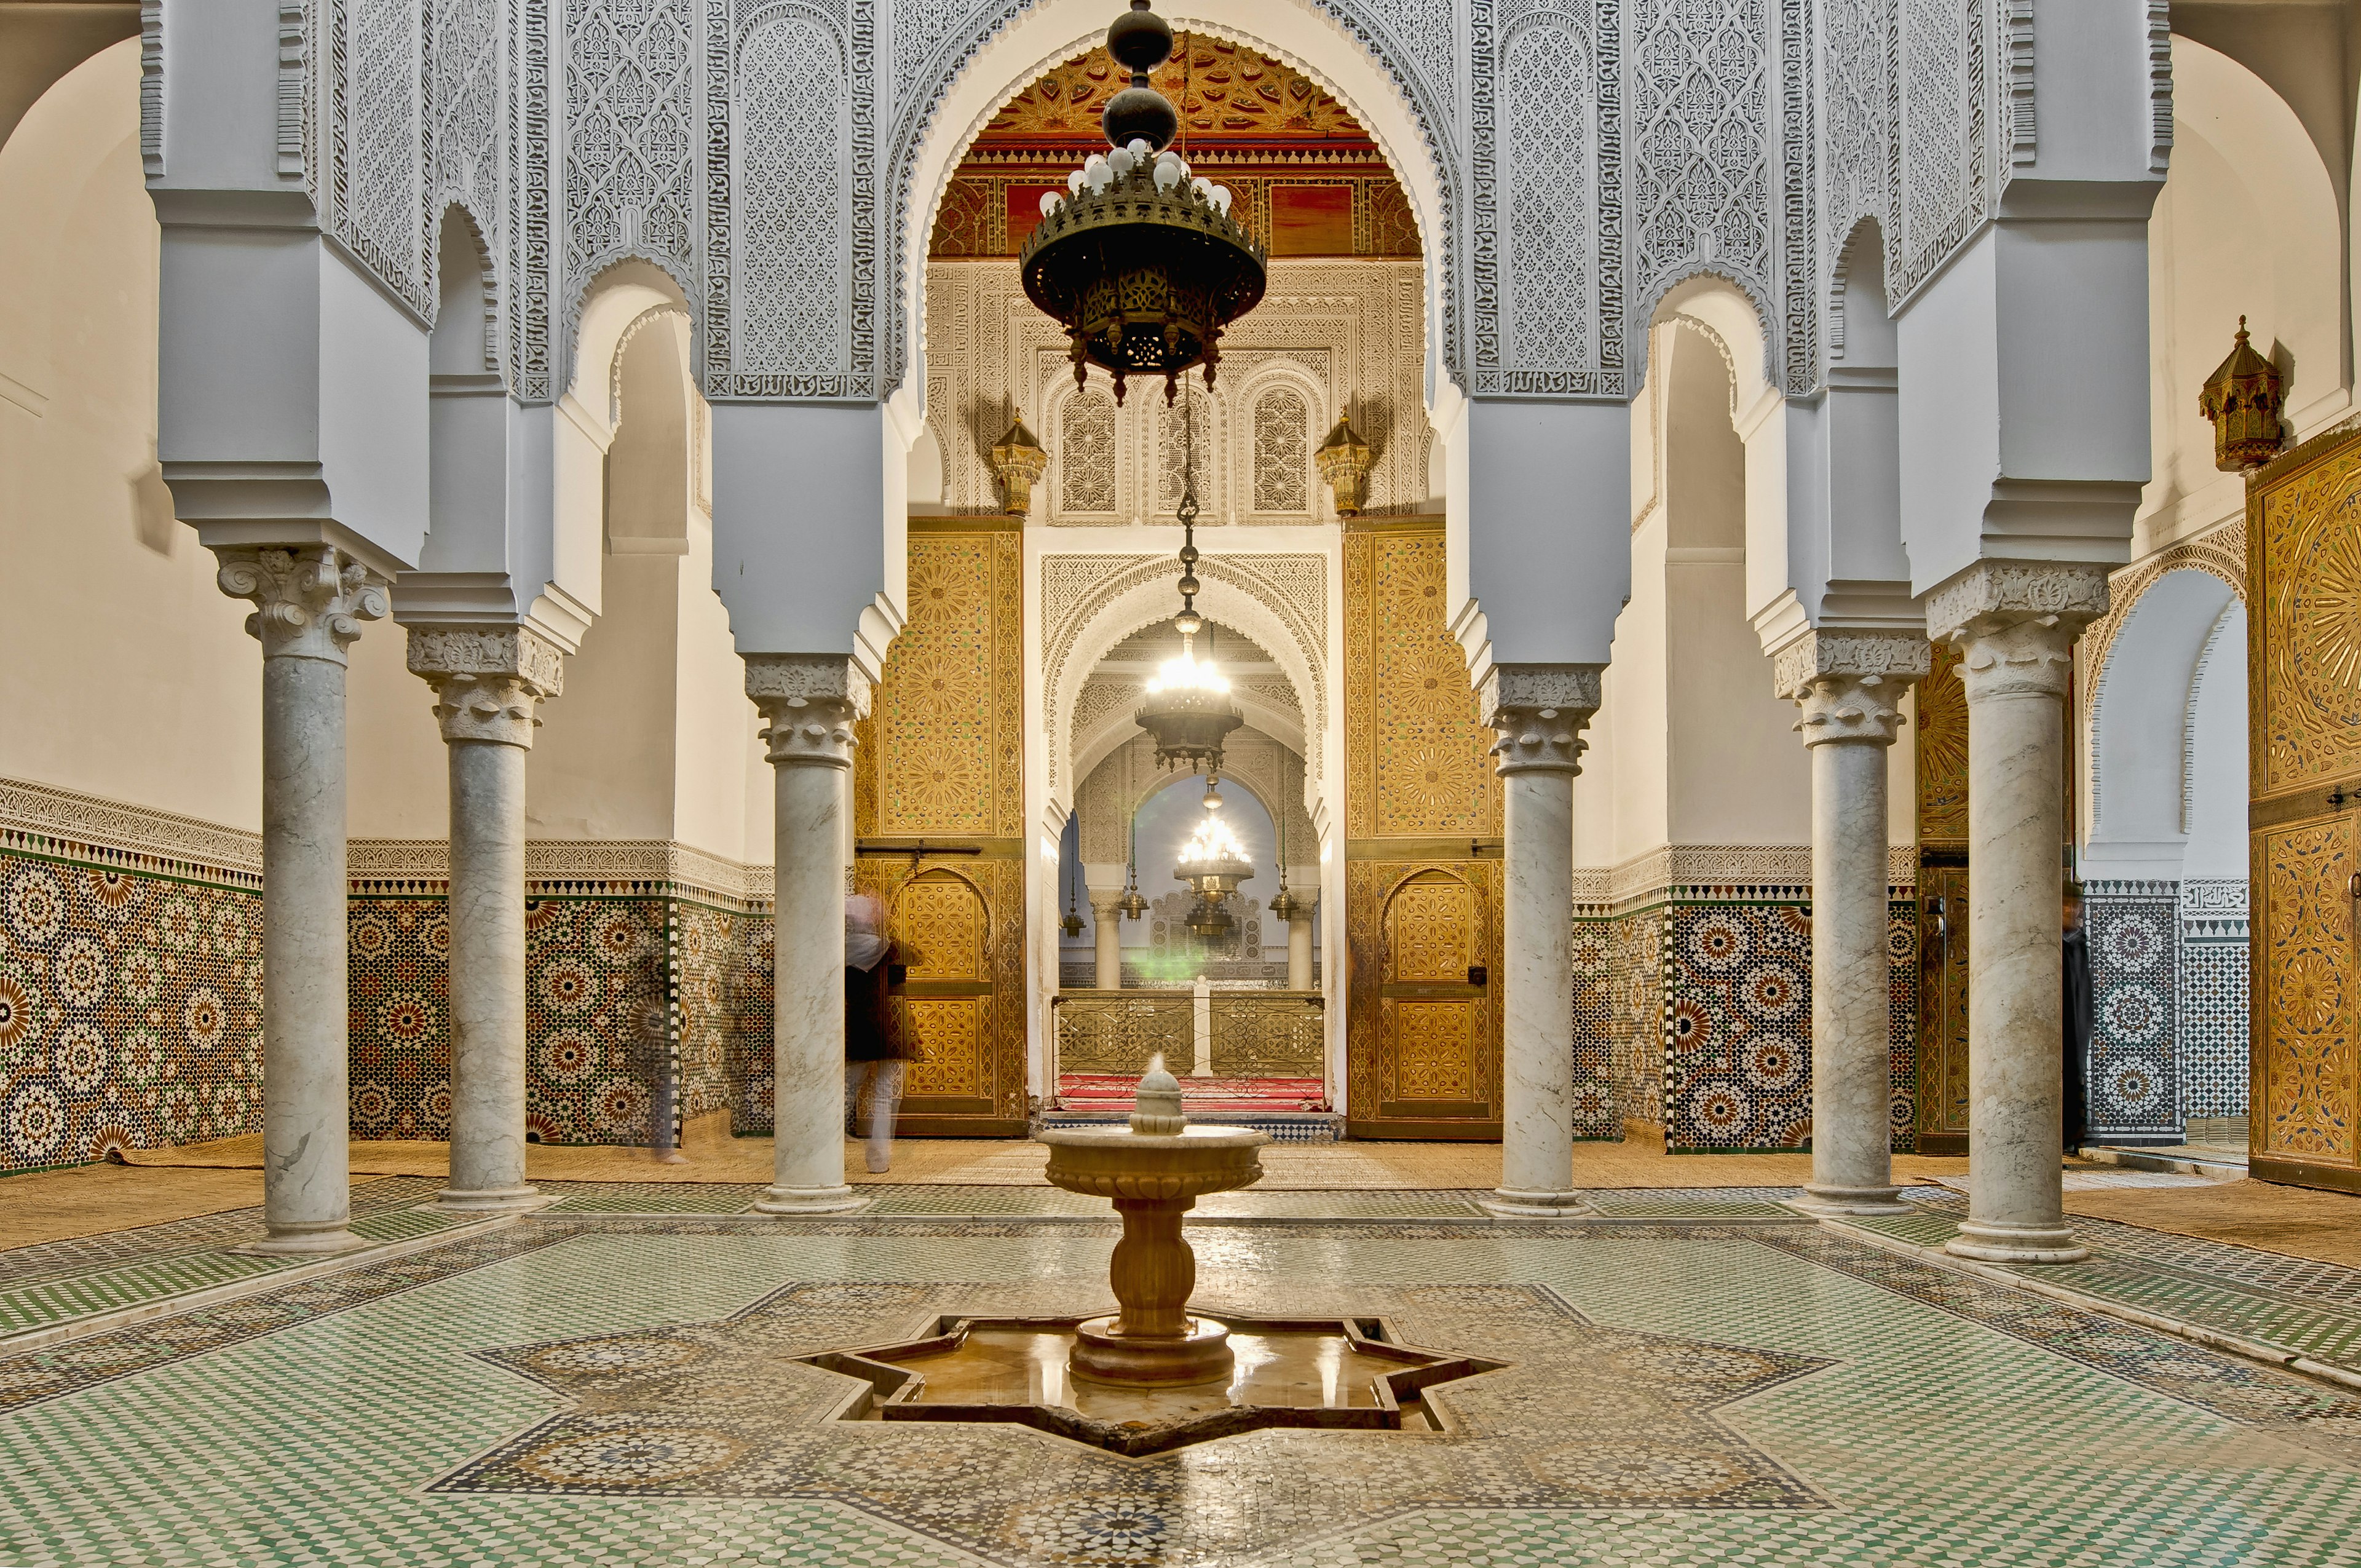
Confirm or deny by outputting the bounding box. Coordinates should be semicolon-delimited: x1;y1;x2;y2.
1037;1066;1266;1388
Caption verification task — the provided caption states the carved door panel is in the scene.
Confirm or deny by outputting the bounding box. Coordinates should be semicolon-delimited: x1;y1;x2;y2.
893;871;992;1107
1915;858;1971;1155
2250;428;2361;1189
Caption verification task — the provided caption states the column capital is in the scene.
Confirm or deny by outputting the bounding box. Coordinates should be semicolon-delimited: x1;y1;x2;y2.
1481;663;1601;777
1086;887;1126;917
1776;629;1929;748
1927;562;2109;703
213;545;389;665
406;625;566;747
746;654;868;770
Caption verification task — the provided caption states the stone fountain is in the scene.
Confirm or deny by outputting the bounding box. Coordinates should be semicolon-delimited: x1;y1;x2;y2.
789;1058;1495;1454
1035;1057;1265;1387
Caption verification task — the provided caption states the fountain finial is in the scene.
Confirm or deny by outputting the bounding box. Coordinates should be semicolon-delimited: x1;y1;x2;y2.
1131;1055;1187;1136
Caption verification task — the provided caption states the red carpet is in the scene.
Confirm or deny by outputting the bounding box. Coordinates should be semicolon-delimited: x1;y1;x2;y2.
1054;1073;1328;1113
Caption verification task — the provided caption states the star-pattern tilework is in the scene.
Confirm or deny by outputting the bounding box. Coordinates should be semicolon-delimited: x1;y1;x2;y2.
0;850;263;1173
12;1220;2361;1567
2085;885;2181;1142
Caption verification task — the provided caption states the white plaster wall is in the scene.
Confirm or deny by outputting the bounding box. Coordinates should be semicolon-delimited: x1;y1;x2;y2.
2138;37;2349;555
345;626;448;837
2183;601;2249;882
671;505;765;863
531;554;680;841
0;44;264;831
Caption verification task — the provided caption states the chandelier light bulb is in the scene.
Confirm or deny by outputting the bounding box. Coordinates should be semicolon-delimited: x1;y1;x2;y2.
1067;168;1086;196
1179;815;1248;868
1109;145;1137;176
1040;191;1061;218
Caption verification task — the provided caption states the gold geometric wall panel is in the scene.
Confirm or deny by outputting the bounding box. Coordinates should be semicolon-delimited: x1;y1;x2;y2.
2250;426;2361;1191
860;530;1024;840
898;876;986;982
1916;639;1968;848
2256;441;2361;798
1345;529;1501;840
1388;877;1473;983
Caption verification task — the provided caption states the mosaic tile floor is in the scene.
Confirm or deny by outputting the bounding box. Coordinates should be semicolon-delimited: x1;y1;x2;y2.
7;1211;2361;1564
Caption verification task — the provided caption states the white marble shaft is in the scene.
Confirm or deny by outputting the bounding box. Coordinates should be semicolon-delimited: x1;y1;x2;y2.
1933;565;2107;1265
1479;666;1600;1219
1089;888;1123;989
407;627;564;1212
215;546;387;1252
1778;633;1927;1216
1285;900;1316;992
748;656;868;1214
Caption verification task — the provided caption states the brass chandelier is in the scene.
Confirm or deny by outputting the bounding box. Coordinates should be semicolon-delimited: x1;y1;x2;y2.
1174;786;1253;951
1018;1;1268;406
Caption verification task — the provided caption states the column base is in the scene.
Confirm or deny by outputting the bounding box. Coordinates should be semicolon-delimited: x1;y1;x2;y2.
648;1150;690;1166
434;1184;548;1214
1790;1182;1912;1217
1479;1189;1594;1219
753;1184;868;1215
1944;1219;2089;1265
238;1222;369;1256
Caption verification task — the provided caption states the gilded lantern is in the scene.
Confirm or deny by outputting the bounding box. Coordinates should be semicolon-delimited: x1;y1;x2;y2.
987;417;1047;515
1315;414;1375;515
2198;317;2286;472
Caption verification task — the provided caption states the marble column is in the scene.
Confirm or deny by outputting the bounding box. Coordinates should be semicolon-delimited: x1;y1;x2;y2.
1931;564;2108;1264
1090;889;1124;989
747;655;868;1214
214;545;388;1252
406;626;564;1211
1778;632;1928;1217
1479;665;1601;1219
1285;894;1316;991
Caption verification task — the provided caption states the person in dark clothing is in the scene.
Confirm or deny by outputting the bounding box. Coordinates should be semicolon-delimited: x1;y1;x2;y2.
2062;881;2093;1154
844;893;920;1173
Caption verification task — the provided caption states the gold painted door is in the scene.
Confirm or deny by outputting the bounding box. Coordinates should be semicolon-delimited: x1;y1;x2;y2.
1342;523;1505;1139
2249;429;2361;1190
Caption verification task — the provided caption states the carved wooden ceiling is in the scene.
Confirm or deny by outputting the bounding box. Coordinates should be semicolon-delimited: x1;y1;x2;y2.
933;33;1417;260
974;34;1374;152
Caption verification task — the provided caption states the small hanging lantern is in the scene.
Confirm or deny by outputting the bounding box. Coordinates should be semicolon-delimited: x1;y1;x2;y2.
987;416;1048;515
2198;316;2286;472
1267;792;1300;923
1061;872;1085;938
1315;413;1375;515
1133;393;1243;774
1119;817;1149;919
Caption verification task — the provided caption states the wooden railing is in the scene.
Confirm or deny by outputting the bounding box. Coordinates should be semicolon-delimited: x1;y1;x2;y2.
1051;989;1327;1089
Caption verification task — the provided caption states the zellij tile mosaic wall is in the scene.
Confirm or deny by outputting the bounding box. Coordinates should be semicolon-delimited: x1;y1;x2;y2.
0;850;263;1174
1576;896;1919;1154
349;890;769;1149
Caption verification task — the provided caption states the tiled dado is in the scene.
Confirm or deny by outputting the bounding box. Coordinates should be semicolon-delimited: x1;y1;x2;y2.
1573;865;1921;1154
347;873;772;1149
0;778;272;1174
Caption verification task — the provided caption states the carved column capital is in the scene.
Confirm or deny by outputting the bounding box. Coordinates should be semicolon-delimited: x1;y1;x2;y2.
1086;887;1126;918
746;654;868;770
214;545;389;665
1481;663;1601;777
1776;629;1929;748
1927;562;2110;703
406;625;568;747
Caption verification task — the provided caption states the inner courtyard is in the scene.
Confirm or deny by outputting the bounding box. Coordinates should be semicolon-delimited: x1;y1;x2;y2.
5;0;2361;1561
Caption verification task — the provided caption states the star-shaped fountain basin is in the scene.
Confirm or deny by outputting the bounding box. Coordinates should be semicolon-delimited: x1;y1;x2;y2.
804;1309;1500;1456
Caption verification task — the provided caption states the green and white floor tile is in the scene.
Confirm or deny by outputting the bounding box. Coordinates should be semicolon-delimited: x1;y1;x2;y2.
5;1213;2361;1564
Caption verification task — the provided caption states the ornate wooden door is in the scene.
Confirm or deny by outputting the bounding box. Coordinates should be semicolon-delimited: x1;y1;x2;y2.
2249;429;2361;1190
850;520;1028;1136
1342;523;1504;1138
